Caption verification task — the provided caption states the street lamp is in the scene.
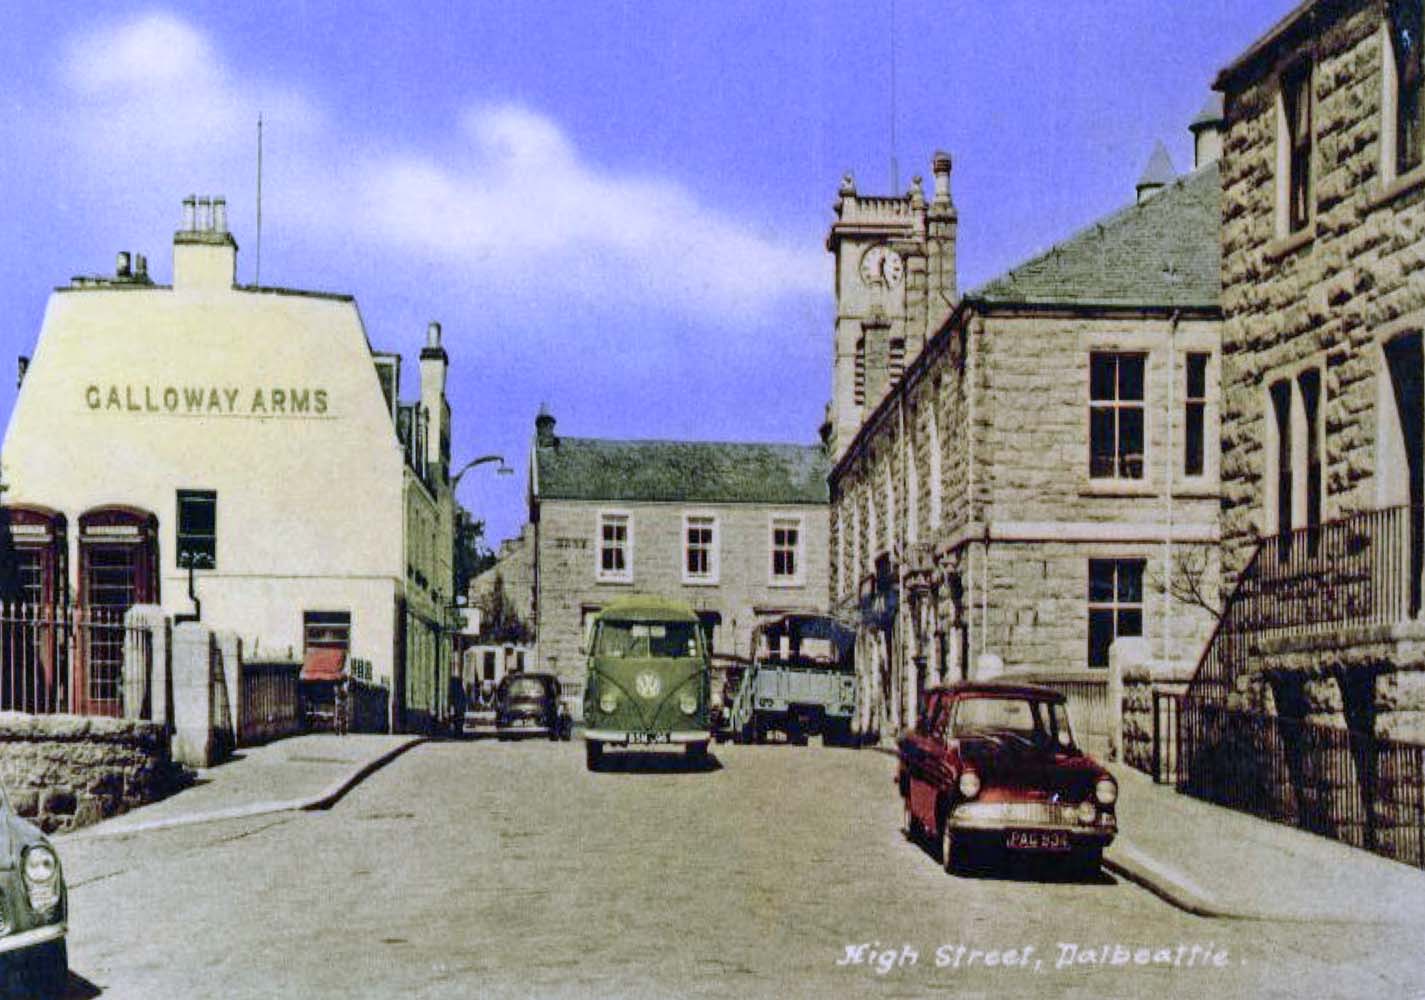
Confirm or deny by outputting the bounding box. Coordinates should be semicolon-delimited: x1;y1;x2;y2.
451;454;513;491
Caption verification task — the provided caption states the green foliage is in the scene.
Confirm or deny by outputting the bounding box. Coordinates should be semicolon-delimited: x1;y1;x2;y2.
453;508;494;598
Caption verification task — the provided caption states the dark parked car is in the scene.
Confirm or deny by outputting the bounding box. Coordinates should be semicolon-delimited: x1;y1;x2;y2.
0;782;67;996
897;681;1117;875
496;673;572;741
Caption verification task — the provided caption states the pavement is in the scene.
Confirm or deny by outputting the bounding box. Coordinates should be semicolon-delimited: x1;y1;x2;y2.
56;732;426;841
53;730;1425;927
1103;760;1425;925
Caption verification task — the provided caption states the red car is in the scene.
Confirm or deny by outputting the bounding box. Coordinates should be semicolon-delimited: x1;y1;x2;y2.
897;681;1117;874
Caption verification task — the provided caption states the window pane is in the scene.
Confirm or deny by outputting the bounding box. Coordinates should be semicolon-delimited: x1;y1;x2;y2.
1118;560;1145;603
1090;354;1115;400
1185;402;1205;476
1118;355;1145;401
1090;408;1116;477
1117;609;1144;638
1119;407;1145;478
1088;560;1115;603
1088;610;1115;668
1186;353;1209;399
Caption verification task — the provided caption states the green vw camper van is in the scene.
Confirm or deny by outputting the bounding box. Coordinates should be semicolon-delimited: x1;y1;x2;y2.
582;595;712;770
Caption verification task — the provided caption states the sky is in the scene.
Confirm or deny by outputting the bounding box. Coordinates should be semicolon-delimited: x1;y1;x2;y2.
0;1;1299;546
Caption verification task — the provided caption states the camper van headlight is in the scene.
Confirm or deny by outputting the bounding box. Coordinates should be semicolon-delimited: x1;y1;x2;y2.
599;692;619;714
679;693;698;715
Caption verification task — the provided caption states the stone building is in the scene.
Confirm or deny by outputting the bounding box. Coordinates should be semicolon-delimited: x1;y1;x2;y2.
828;137;1225;740
1200;0;1425;743
525;411;829;711
1;196;458;732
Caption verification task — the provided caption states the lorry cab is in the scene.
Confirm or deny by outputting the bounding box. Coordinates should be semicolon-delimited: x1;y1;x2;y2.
581;595;712;770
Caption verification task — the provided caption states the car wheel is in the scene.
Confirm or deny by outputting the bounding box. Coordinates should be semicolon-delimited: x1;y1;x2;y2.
585;740;603;771
24;940;67;998
940;817;961;874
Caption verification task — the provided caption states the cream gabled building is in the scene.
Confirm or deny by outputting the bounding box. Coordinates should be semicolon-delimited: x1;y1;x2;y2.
1;197;457;732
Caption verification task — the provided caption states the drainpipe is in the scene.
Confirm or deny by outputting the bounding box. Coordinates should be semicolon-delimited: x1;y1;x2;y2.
1163;310;1181;669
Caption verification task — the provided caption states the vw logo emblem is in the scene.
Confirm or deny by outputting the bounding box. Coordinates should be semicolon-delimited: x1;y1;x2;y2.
635;672;662;699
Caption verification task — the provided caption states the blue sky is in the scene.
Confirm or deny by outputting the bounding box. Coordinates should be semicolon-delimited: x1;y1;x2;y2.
0;1;1297;544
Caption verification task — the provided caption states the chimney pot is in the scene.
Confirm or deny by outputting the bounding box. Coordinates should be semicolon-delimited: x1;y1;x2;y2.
116;251;131;278
931;150;954;206
198;197;213;231
213;197;228;234
135;254;148;278
182;195;197;231
427;321;442;348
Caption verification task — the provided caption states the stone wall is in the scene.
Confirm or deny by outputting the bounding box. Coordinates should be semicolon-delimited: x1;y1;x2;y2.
1219;0;1425;590
0;713;185;833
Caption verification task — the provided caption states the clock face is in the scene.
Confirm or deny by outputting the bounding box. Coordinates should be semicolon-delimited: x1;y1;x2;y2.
859;245;904;287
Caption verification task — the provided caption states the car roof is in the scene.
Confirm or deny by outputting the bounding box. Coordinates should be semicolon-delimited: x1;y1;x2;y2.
594;593;700;623
928;680;1068;702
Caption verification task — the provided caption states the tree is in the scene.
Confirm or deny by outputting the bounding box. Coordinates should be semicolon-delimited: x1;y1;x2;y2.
453;507;494;598
1151;545;1225;622
477;572;532;644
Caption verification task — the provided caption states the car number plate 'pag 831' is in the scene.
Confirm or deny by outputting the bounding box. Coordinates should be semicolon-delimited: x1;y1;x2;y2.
1006;830;1070;851
628;732;671;745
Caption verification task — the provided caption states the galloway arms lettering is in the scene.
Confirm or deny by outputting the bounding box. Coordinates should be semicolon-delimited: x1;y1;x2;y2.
84;384;330;417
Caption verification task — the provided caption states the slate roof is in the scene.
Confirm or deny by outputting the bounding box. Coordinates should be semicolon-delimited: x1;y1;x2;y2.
534;437;830;505
971;161;1220;310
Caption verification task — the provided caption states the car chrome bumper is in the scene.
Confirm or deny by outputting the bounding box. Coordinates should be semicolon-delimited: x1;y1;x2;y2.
951;804;1115;843
582;729;711;745
498;724;550;735
0;922;66;956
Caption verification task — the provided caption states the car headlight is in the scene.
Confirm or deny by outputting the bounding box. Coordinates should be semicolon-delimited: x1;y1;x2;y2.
599;693;619;713
1077;800;1098;824
957;770;981;799
22;846;61;913
1095;777;1118;806
23;845;58;885
679;693;698;715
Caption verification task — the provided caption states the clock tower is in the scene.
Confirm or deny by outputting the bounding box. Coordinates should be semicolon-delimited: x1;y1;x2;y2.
825;152;957;460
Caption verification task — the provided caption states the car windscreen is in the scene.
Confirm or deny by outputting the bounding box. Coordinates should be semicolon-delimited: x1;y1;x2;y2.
505;678;548;699
951;696;1076;749
594;620;701;659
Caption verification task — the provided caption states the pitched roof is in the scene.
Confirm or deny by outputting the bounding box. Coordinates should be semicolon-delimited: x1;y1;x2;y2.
971;161;1220;310
534;437;830;505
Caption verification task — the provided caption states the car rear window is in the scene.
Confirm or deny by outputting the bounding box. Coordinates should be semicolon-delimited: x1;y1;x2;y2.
506;678;546;698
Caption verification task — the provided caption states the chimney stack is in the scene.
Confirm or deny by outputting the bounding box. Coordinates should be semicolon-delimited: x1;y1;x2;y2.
419;320;450;478
115;251;131;278
173;193;238;291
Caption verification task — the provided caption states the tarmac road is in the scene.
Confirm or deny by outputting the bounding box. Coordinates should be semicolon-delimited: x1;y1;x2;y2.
53;739;1425;999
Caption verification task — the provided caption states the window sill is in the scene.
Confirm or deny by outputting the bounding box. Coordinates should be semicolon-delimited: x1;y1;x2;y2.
1265;225;1315;261
768;579;805;589
595;577;634;586
682;578;720;588
1171;488;1221;500
1080;480;1156;499
1367;164;1425;211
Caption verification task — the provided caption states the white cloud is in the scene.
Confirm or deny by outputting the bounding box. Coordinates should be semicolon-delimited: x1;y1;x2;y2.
49;14;822;321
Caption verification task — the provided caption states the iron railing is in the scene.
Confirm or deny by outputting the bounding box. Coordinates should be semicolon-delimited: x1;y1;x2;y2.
1187;505;1419;703
0;602;152;717
1173;696;1425;869
239;660;301;745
